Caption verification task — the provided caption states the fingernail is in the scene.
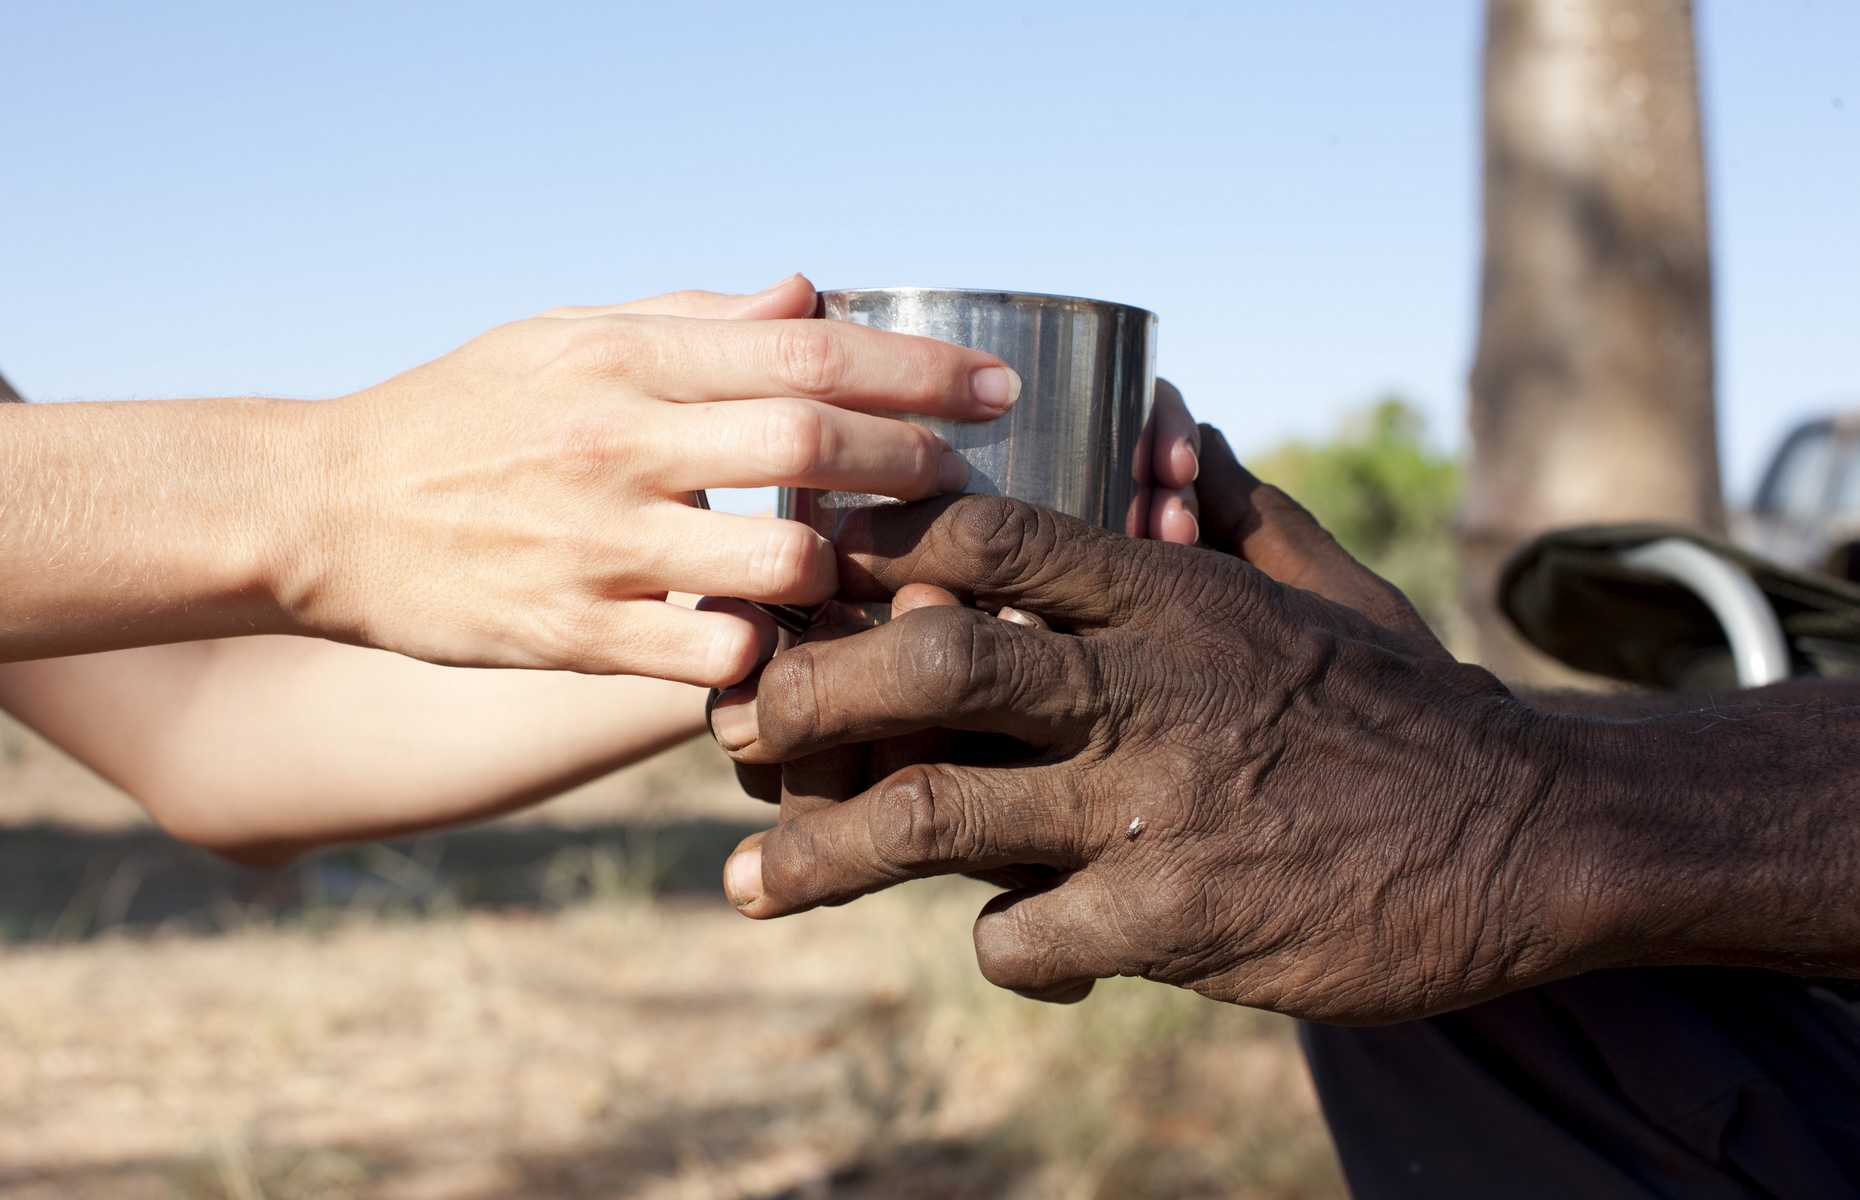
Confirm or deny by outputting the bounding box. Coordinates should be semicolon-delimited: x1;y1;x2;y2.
724;847;762;908
1188;448;1201;484
997;606;1047;629
936;448;970;492
971;366;1022;414
1184;511;1201;545
710;689;759;751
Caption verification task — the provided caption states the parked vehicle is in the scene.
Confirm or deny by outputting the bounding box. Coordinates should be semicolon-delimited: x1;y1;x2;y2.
1739;412;1860;582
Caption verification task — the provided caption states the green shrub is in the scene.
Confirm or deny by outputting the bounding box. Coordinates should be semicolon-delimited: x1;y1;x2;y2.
1250;395;1462;633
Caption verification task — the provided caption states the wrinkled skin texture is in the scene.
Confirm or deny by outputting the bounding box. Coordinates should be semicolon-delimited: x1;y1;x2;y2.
712;381;1202;806
716;429;1578;1024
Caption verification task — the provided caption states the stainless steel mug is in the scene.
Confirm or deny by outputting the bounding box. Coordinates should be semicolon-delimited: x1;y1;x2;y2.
781;288;1158;585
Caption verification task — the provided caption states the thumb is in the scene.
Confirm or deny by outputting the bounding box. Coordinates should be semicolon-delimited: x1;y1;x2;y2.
1195;424;1431;640
549;274;819;321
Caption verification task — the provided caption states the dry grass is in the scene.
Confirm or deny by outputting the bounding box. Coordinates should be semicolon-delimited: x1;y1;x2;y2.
0;714;1343;1199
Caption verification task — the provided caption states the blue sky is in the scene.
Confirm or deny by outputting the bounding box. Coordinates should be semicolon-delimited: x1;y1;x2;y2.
3;1;1854;503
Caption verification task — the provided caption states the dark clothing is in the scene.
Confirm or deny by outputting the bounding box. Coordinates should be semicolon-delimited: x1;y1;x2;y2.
1302;969;1860;1198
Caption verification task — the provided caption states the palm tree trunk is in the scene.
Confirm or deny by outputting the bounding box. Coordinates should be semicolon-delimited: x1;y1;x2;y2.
1463;0;1723;682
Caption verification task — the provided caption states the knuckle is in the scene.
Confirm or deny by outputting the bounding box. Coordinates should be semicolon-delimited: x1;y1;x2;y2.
1115;538;1168;600
756;399;829;478
772;324;849;398
749;520;828;597
552;417;631;482
937;495;1049;585
555;316;636;376
535;595;609;669
892;607;984;712
755;647;824;753
867;766;970;872
1192;554;1267;627
1049;636;1105;725
479;317;565;369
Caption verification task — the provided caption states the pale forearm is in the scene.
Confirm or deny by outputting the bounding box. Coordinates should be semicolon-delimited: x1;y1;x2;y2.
0;638;705;861
0;398;317;658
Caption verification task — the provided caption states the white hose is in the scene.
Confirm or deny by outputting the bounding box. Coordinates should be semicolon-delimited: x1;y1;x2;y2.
1617;538;1792;687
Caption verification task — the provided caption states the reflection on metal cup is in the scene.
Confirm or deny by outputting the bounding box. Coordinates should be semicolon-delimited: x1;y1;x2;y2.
780;288;1158;626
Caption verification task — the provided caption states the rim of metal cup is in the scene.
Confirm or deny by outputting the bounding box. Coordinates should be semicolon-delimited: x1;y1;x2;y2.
816;286;1156;325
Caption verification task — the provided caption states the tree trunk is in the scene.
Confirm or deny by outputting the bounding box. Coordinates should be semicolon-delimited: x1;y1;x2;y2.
1463;0;1723;682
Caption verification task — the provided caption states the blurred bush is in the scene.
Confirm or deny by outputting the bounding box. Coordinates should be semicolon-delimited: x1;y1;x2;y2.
1251;395;1463;634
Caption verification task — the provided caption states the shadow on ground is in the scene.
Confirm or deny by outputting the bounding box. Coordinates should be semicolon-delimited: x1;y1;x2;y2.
0;1100;1036;1200
0;816;766;943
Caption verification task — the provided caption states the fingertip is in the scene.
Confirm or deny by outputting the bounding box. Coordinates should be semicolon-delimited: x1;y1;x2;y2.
995;606;1048;629
740;273;818;320
694;596;783;663
970;365;1022;416
778;271;817;302
892;583;963;615
1149;380;1199;489
1175;508;1201;547
1149;490;1200;545
703;615;766;689
724;832;769;913
1160;437;1200;489
709;680;761;751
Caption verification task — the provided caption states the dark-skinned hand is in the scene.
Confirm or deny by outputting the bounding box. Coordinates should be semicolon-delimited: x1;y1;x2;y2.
707;427;1589;1024
710;380;1202;810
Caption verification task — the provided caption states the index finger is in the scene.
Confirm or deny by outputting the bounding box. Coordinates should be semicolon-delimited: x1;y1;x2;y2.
727;604;1094;766
834;495;1174;630
541;274;818;321
581;315;1022;421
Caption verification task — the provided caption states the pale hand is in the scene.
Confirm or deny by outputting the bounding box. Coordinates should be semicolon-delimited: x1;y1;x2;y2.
278;275;1021;684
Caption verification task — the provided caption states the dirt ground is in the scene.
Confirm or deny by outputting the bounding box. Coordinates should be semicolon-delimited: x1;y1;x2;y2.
0;715;1345;1200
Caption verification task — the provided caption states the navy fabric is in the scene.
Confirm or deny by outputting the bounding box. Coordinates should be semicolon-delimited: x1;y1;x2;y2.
1302;969;1860;1198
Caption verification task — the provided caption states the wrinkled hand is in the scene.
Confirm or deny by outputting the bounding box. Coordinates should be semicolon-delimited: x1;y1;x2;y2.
280;274;1017;684
713;432;1579;1023
712;381;1203;805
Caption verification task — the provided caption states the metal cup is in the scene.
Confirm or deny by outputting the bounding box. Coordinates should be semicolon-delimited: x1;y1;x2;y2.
777;288;1157;625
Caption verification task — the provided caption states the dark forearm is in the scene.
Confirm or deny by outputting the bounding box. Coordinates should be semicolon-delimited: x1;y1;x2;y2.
1539;681;1860;979
1521;680;1860;718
